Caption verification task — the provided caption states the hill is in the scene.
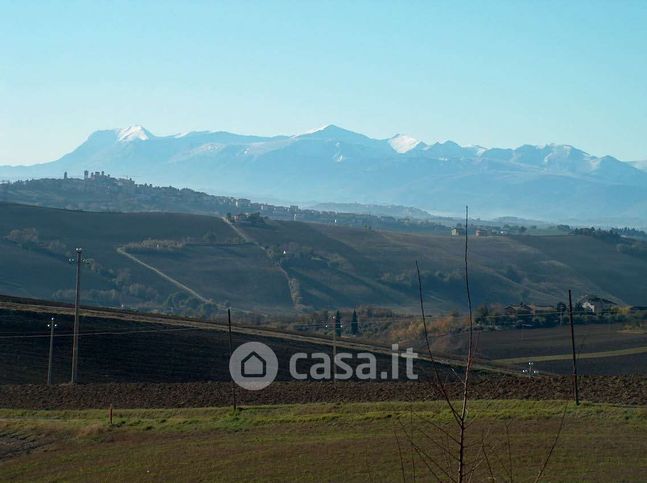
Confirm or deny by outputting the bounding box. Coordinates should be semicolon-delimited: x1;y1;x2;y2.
1;203;647;315
2;125;647;226
0;176;451;235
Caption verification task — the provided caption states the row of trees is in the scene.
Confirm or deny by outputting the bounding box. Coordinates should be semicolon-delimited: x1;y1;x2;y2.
475;302;645;329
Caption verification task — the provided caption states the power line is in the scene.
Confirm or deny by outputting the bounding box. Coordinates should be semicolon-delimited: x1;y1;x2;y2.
0;326;209;340
0;302;640;342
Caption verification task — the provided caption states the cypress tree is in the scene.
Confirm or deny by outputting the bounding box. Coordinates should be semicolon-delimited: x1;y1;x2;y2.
351;309;358;335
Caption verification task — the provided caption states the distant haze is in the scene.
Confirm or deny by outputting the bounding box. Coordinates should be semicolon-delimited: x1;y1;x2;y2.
2;124;647;227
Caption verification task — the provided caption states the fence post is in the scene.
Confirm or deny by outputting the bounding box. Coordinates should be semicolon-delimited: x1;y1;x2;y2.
228;309;237;411
568;289;580;405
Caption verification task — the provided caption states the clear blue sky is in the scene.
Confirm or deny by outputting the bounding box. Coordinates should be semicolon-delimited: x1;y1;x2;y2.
1;0;646;165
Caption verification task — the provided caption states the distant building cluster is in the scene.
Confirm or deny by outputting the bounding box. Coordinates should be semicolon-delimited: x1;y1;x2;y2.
451;227;493;237
503;295;646;317
83;170;109;180
450;225;528;237
6;170;547;237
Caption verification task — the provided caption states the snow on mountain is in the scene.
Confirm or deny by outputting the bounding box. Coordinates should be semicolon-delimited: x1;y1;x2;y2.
2;124;647;225
629;160;647;172
299;124;334;135
117;125;153;142
388;134;422;153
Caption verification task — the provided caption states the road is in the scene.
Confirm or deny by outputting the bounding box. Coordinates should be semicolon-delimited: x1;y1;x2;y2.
495;345;647;365
116;247;212;304
221;216;301;310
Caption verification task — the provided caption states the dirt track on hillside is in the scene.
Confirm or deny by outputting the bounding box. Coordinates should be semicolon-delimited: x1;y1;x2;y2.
1;376;646;409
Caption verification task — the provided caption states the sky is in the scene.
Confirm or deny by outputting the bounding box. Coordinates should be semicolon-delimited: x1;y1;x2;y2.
1;0;646;165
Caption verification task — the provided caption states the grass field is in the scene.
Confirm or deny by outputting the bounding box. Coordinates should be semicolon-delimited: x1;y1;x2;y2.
1;400;646;481
134;243;294;311
3;203;647;314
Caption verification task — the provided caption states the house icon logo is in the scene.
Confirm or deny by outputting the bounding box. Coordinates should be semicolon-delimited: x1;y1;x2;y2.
229;342;278;390
241;351;267;378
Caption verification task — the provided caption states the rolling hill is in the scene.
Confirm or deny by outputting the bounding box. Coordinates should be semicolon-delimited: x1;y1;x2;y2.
1;203;646;315
0;176;453;235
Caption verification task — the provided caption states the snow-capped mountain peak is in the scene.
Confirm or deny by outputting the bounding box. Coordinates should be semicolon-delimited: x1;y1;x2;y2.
117;125;153;142
299;124;337;136
388;134;421;153
2;124;647;226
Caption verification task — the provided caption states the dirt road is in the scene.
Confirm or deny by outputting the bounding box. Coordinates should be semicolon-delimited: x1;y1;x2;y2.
116;247;211;304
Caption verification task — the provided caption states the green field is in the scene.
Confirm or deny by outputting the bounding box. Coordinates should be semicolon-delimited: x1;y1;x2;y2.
1;401;646;481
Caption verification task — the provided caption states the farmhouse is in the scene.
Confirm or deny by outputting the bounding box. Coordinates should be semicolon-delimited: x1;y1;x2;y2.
505;303;554;317
451;227;465;236
505;303;532;317
579;295;617;314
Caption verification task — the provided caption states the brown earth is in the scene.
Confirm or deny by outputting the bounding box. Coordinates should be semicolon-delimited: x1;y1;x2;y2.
0;430;44;461
1;376;646;410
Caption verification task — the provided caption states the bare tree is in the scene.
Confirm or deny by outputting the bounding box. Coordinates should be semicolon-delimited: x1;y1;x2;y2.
398;205;566;482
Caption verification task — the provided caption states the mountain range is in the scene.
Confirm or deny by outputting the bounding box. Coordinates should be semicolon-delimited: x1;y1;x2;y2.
2;124;647;226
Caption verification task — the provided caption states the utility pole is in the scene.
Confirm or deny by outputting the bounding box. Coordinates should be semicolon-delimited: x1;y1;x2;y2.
47;317;57;385
71;248;83;384
227;309;237;411
333;317;337;382
327;315;339;382
568;289;580;405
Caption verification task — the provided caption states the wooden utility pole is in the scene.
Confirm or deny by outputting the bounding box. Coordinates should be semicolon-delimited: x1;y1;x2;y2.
568;289;580;405
333;318;337;382
227;309;237;411
71;248;83;384
47;317;56;385
332;313;342;382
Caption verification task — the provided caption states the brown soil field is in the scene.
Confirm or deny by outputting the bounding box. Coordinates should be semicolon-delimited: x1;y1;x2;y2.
432;322;647;374
1;376;646;410
0;306;467;385
537;352;647;375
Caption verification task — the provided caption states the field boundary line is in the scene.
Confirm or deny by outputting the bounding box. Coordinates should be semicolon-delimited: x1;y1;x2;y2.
116;247;211;304
221;216;301;311
494;345;647;365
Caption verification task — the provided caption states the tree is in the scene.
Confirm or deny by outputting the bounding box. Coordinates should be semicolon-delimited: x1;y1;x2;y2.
475;304;490;326
334;310;342;337
408;206;565;481
247;212;265;225
556;302;567;325
351;309;358;335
